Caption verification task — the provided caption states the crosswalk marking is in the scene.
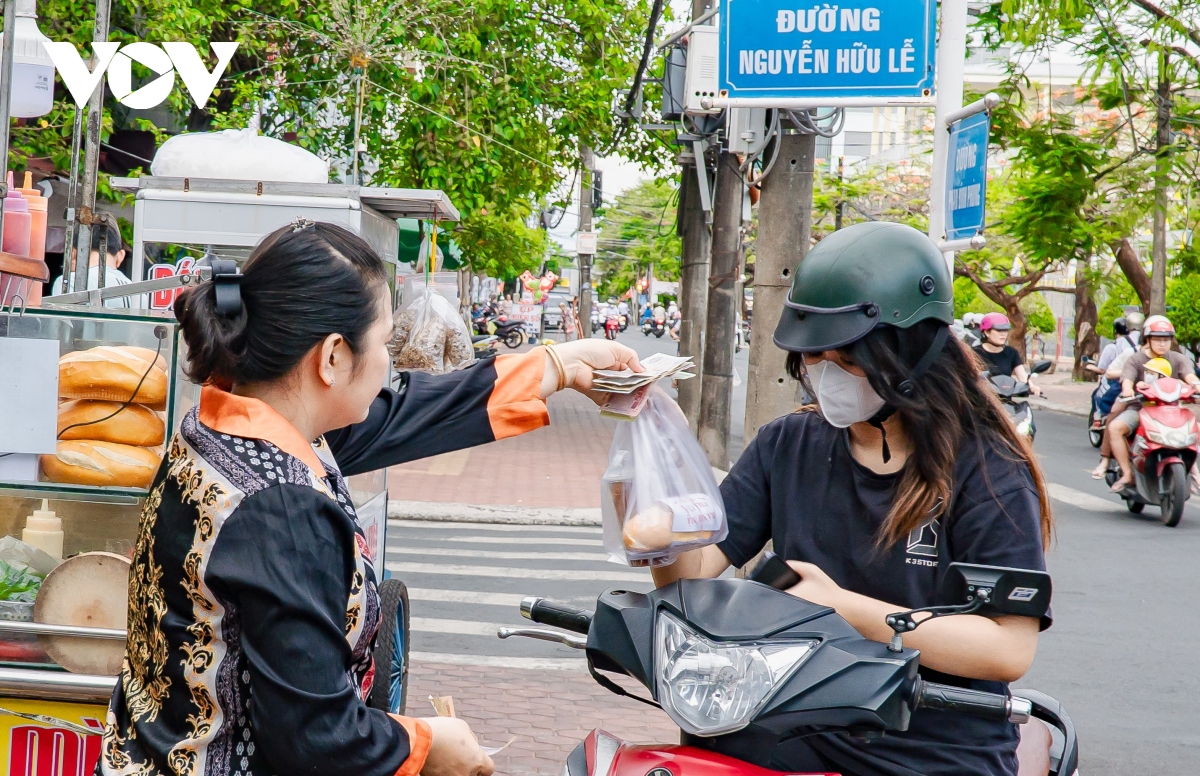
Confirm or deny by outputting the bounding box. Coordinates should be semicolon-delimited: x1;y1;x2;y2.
390;519;600;534
387;546;609;562
408;588;528;607
411;651;586;671
411;616;508;637
1049;483;1122;513
435;535;603;547
387;561;646;582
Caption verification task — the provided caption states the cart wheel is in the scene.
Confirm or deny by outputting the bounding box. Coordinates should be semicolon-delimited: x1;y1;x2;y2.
368;578;410;714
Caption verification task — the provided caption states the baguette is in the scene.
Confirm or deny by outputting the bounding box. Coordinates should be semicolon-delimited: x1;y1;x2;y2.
622;504;714;553
57;401;165;446
40;441;161;488
59;346;168;408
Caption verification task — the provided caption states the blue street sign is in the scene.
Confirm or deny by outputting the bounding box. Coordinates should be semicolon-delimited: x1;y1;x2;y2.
719;0;936;100
945;112;990;242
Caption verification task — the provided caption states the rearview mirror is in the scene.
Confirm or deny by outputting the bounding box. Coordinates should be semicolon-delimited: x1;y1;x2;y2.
940;563;1052;620
1030;359;1053;375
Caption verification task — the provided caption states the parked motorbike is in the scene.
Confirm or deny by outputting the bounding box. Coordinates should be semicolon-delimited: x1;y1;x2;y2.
643;317;666;338
499;560;1077;776
1104;375;1199;527
604;314;621;341
476;314;526;349
988;359;1051;441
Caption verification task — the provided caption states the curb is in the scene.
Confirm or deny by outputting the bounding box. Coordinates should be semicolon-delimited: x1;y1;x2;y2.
388;499;602;526
1034;400;1089;418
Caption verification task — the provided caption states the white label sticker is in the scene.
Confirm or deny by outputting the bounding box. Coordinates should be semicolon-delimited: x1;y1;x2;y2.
664;494;723;533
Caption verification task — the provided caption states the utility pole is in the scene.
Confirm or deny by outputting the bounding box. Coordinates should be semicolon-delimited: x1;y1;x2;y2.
72;0;112;295
578;146;595;330
1150;54;1170;316
677;153;711;430
697;149;744;469
744;126;815;444
676;0;714;432
926;0;968;273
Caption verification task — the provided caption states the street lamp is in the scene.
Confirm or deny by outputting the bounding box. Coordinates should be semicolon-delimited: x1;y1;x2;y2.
0;0;53;118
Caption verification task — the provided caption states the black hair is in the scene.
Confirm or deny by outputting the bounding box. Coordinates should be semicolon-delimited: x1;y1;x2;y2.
1113;317;1128;337
175;222;388;387
785;320;1052;550
90;223;124;255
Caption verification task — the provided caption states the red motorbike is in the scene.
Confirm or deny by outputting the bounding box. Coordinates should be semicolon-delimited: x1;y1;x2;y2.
500;560;1077;776
1105;375;1199;526
604;314;621;341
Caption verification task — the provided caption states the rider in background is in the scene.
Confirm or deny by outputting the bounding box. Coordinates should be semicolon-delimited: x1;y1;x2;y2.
1087;315;1141;409
1107;315;1200;492
973;312;1043;396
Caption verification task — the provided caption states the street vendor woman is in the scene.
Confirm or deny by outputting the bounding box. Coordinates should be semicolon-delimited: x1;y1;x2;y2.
652;222;1052;776
97;222;641;776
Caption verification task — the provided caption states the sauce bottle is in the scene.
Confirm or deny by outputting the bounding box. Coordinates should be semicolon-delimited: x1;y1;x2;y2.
22;499;63;560
16;171;46;304
2;171;31;257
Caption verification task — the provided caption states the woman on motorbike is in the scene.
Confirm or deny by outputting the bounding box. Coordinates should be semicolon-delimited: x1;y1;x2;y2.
99;222;641;776
653;222;1053;776
973;312;1043;397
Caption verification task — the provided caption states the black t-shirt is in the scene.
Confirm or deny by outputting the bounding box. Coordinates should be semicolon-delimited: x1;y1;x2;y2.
973;344;1023;378
717;412;1049;776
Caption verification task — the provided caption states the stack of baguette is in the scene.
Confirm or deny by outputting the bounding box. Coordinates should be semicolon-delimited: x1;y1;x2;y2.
40;346;168;489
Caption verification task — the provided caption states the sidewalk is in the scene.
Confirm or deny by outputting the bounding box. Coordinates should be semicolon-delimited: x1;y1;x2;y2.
409;661;679;776
1031;361;1095;418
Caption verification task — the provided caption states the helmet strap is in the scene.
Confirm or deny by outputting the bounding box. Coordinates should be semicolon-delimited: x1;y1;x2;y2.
865;325;951;465
867;407;896;463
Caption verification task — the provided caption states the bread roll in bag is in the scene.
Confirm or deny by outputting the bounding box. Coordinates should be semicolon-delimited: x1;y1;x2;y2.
57;400;165;446
41;441;161;488
59;346;168;408
622;503;714;553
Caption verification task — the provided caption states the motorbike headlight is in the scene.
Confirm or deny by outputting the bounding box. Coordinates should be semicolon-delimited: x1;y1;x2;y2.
655;610;817;736
1016;419;1031;436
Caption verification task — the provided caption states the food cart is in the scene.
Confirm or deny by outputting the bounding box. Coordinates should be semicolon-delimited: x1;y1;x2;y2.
0;179;458;774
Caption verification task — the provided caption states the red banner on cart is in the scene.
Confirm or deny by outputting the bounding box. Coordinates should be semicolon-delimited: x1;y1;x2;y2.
0;698;107;776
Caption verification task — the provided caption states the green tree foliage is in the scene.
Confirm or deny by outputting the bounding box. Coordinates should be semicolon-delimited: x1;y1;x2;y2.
1166;274;1200;356
594;177;680;299
7;0;663;276
1097;276;1140;338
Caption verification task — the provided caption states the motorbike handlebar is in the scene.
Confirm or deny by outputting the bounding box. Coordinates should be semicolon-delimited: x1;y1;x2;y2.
520;596;593;635
915;680;1031;724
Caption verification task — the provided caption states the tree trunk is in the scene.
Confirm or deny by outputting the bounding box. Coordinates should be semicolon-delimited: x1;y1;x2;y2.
1111;238;1151;310
1003;301;1029;363
1073;274;1099;381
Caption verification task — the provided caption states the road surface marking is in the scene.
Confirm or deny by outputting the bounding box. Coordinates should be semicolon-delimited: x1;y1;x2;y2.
386;561;648;583
411;616;509;637
1048;483;1122;512
390;519;600;534
408;588;528;606
387;546;609;562
434;535;603;547
411;651;585;671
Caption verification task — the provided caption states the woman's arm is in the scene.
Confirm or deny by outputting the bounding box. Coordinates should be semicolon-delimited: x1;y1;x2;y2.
786;561;1039;682
650;544;731;586
328;341;640;476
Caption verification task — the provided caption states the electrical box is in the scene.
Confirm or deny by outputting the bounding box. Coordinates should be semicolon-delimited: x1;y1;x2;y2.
726;108;768;155
660;46;687;121
683;26;721;116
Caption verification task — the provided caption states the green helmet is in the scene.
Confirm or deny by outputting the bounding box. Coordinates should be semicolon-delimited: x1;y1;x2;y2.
773;222;953;353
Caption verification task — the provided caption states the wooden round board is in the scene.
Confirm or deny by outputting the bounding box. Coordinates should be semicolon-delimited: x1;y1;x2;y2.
33;552;129;675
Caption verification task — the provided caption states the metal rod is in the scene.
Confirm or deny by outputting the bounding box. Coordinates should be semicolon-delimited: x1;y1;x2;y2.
45;264;209;304
943;92;1002;128
0;619;126;639
74;0;112;295
63;104;84;292
0;665;116;703
0;0;16;243
702;96;935;110
927;0;969;269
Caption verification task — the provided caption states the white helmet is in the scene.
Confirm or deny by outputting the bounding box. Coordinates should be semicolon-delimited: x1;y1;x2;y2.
1143;314;1176;339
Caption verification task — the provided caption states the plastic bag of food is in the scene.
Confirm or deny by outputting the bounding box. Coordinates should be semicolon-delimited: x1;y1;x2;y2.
601;387;727;566
389;288;475;374
0;536;58;604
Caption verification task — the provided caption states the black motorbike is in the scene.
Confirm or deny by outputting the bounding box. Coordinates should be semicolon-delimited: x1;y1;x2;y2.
987;359;1052;442
501;560;1077;776
475;313;526;349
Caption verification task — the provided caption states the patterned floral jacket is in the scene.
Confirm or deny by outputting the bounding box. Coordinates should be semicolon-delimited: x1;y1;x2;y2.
98;351;549;776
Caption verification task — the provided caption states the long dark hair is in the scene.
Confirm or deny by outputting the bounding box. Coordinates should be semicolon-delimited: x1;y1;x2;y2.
786;320;1053;550
175;222;388;387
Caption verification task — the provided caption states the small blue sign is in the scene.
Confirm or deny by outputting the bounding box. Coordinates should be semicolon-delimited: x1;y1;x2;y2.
719;0;936;100
945;112;990;242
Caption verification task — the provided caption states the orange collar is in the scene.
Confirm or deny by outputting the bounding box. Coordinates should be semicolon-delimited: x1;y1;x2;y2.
198;385;326;476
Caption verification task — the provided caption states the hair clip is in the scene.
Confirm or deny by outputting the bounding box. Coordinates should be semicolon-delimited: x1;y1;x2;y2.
210;259;244;318
292;217;316;232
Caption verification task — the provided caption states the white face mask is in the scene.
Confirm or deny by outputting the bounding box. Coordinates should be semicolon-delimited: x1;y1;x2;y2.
806;359;888;428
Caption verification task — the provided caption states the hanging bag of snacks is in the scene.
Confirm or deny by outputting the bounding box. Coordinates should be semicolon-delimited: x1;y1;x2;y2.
389;287;475;374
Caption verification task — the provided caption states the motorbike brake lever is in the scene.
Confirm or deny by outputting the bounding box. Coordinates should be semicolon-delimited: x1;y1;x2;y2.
497;627;587;650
